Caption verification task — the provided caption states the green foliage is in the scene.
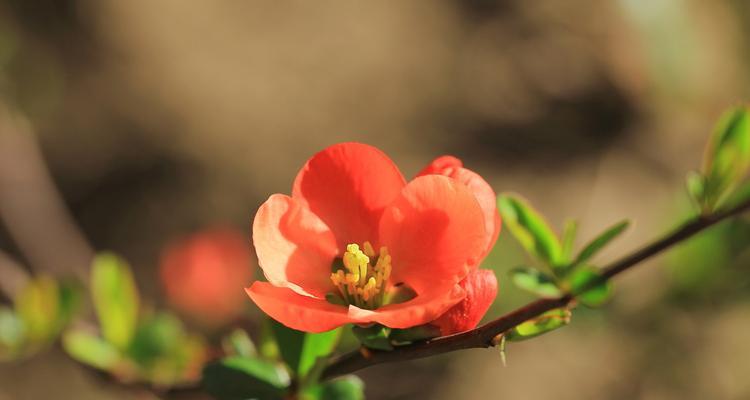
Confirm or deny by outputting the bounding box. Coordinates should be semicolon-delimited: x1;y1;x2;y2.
499;193;624;311
1;276;83;359
690;106;750;211
63;330;121;371
303;375;365;400
0;306;23;359
202;356;290;400
90;252;139;350
498;194;563;267
14;276;61;344
566;267;613;307
60;252;206;387
573;220;630;268
269;320;342;385
505;309;571;342
508;267;562;298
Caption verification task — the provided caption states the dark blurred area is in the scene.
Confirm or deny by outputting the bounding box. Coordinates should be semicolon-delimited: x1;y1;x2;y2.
1;0;749;399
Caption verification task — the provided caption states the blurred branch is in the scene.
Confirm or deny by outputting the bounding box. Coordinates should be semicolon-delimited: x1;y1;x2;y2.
0;248;29;300
321;197;750;380
0;103;92;282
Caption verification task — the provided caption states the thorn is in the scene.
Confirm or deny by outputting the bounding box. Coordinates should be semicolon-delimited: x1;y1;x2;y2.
359;346;373;359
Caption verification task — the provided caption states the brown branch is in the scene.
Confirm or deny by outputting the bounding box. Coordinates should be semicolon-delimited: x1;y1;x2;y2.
0;103;93;282
0;249;30;300
321;197;750;380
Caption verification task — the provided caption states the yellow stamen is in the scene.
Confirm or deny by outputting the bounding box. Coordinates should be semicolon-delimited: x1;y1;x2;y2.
330;242;392;309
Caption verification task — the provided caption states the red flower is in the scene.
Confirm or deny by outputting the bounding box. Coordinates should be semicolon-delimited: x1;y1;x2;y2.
246;143;500;333
160;228;253;326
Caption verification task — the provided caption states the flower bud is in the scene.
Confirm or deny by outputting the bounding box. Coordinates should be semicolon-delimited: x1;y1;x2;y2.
160;228;253;326
432;269;498;335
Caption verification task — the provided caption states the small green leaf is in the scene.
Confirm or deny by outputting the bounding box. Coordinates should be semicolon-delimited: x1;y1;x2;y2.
505;309;571;342
567;267;613;307
703;106;750;207
270;320;305;372
14;275;60;344
90;252;139;350
298;328;342;379
62;330;121;371
304;375;365;400
352;325;393;351
202;356;290;400
686;171;706;208
127;312;184;367
509;267;562;298
721;179;750;210
560;219;578;263
498;194;562;266
269;320;342;380
56;280;83;328
573;220;630;267
222;328;257;358
0;306;23;358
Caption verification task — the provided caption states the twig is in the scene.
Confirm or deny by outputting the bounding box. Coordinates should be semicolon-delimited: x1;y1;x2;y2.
321;197;750;380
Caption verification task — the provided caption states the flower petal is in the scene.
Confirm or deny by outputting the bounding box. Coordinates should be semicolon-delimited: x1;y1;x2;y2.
292;142;406;248
379;175;488;293
348;284;466;329
418;156;501;259
432;269;498;335
246;282;353;333
253;194;339;297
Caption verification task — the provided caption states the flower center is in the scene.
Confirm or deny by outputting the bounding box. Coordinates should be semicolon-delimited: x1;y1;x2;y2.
330;242;391;309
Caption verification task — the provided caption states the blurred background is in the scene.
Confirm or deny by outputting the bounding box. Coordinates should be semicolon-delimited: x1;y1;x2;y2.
1;0;749;399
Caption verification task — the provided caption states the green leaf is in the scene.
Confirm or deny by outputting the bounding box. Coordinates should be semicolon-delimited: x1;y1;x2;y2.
14;275;60;344
573;220;630;267
703;106;750;207
56;280;83;328
127;312;184;367
567;267;613;307
0;306;23;358
269;320;342;380
222;328;257;358
498;194;562;266
686;171;706;208
62;330;121;371
351;325;393;351
560;219;578;263
298;328;342;378
304;375;365;400
505;309;571;342
721;179;750;210
90;252;139;350
270;320;305;372
508;267;562;298
202;356;289;400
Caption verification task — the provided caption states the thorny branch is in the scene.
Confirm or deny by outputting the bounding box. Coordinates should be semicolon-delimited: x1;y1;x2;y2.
321;197;750;380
